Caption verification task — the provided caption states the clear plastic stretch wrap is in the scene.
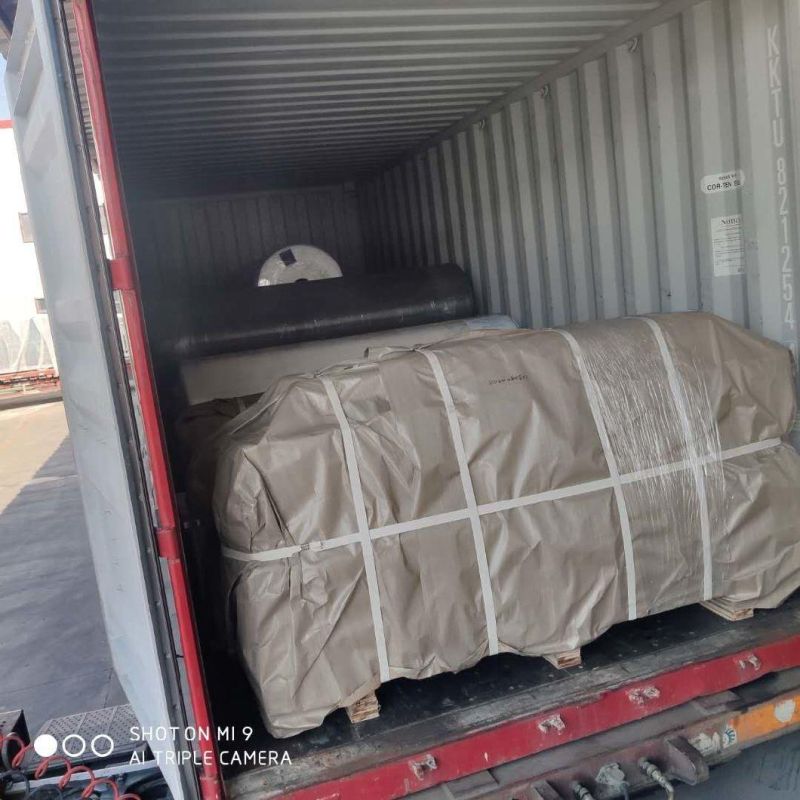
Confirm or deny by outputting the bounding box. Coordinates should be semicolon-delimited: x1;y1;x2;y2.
209;313;800;737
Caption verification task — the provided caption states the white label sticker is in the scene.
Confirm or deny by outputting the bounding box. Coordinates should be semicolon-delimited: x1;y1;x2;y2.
690;732;722;757
711;214;745;276
702;169;745;194
774;699;797;724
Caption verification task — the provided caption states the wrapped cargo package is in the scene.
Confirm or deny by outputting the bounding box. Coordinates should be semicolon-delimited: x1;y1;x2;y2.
211;312;800;737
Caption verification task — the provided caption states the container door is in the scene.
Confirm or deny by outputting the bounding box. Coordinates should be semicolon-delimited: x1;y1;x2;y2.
5;3;191;798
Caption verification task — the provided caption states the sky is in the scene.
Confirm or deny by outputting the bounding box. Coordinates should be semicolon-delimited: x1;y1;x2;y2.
0;52;44;321
0;56;9;119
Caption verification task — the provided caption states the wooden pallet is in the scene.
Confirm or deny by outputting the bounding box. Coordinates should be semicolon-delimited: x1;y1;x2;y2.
543;648;582;670
346;691;381;724
701;598;754;622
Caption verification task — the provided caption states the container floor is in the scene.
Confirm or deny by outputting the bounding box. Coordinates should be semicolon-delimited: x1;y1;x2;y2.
205;592;800;795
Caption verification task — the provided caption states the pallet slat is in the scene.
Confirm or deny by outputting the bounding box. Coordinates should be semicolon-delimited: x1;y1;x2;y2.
543;648;582;670
346;692;380;724
701;599;754;622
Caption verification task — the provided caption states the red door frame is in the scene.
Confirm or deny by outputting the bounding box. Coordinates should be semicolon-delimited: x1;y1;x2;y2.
71;4;222;800
279;634;800;800
67;5;800;800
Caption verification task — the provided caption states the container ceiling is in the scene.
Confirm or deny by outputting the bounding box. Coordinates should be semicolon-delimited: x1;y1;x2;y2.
90;0;668;198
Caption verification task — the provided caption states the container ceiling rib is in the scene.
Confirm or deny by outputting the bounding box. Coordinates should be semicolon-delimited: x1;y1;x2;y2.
88;0;671;198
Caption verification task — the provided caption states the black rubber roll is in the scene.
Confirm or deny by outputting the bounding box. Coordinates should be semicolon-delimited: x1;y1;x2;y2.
149;264;474;360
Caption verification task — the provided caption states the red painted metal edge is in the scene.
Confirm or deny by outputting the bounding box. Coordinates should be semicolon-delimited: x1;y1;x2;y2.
283;634;800;800
70;5;222;800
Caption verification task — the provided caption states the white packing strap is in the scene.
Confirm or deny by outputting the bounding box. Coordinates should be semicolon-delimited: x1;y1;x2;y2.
371;507;472;538
479;476;616;516
640;316;713;601
417;347;500;656
554;329;639;621
223;437;782;560
222;533;361;563
320;375;391;683
716;437;780;461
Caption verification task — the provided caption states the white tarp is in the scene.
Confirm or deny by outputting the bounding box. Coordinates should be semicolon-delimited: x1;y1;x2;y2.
209;313;800;737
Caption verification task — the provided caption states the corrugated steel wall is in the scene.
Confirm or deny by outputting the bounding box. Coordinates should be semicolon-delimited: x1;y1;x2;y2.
129;183;364;293
360;0;799;361
91;0;666;198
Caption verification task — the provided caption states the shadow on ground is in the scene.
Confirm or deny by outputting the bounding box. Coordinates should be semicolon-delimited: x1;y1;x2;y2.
0;432;126;733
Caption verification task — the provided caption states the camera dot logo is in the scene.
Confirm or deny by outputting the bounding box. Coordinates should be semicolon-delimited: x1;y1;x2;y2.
33;733;115;759
33;734;58;758
91;735;115;758
63;734;87;757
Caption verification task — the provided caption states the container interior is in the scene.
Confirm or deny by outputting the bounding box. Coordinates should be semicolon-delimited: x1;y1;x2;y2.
92;0;677;301
81;0;800;789
89;0;798;366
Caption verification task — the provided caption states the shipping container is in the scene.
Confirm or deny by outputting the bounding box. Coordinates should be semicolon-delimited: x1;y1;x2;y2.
3;1;800;799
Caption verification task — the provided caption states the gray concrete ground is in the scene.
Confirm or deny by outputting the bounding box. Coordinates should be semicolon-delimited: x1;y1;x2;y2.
0;401;125;734
2;401;799;797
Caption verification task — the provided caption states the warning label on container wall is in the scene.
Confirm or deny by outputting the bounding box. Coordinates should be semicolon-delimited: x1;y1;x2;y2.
711;214;745;277
702;170;745;194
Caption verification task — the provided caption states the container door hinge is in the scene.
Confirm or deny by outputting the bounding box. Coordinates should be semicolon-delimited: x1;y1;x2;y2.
156;525;181;561
109;256;135;291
